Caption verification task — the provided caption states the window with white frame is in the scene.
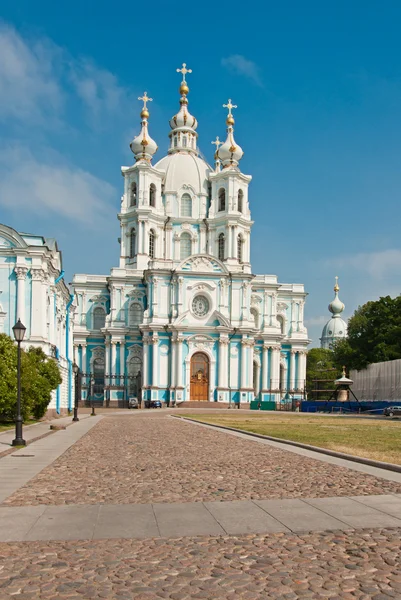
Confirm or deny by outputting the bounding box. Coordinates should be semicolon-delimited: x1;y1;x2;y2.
238;189;243;212
130;182;137;207
129;303;143;327
93;306;106;330
181;193;192;217
237;234;243;263
149;183;156;207
218;188;226;211
149;229;155;258
130;229;136;258
180;232;192;260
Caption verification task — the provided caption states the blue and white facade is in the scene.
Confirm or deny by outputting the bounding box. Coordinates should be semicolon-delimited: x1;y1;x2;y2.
72;69;309;405
0;224;75;415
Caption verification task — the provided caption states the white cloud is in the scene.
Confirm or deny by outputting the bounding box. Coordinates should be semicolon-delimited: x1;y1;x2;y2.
221;55;263;87
69;60;133;127
0;145;115;226
330;249;401;279
0;23;62;122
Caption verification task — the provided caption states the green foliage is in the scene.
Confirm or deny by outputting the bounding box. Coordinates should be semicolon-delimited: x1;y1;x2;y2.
332;295;401;371
306;348;340;398
0;334;62;421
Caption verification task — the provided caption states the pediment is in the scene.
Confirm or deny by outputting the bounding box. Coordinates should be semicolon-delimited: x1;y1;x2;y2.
0;236;15;248
179;255;226;274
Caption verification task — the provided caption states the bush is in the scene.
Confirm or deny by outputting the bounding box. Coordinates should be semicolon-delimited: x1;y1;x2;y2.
0;334;62;421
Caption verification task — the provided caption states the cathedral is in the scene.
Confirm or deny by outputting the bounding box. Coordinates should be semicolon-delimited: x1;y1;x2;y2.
72;65;310;406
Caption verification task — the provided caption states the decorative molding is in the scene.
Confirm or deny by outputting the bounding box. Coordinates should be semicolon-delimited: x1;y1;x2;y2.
277;302;288;313
31;268;46;282
14;266;29;280
181;256;223;273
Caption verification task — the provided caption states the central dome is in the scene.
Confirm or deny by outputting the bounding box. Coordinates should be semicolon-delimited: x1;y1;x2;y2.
155;152;211;195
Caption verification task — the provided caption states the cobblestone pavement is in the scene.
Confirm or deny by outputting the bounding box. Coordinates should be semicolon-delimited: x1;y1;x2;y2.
4;415;401;506
2;528;401;599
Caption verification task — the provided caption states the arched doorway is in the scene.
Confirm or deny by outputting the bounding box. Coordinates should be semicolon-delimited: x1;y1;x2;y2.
190;352;209;401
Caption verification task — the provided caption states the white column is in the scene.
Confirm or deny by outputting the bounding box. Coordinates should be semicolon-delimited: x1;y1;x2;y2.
290;350;296;390
262;344;268;391
227;226;232;258
120;342;125;379
248;342;254;389
218;336;228;388
142;338;149;388
14;266;28;324
49;287;56;345
105;340;110;385
80;343;87;372
152;335;159;388
240;339;247;389
170;339;176;388
176;335;183;388
152;277;158;317
111;341;117;377
270;345;280;390
297;351;306;391
290;300;296;335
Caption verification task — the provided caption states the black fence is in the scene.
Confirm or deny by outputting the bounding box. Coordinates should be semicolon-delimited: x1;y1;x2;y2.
75;371;142;408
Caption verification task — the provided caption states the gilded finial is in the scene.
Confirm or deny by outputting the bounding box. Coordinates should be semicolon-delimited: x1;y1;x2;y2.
342;365;347;377
334;275;339;293
138;92;153;119
223;98;237;126
176;62;192;96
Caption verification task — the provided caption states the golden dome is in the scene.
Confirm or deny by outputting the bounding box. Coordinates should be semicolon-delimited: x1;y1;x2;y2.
226;115;235;126
180;82;189;96
140;108;149;119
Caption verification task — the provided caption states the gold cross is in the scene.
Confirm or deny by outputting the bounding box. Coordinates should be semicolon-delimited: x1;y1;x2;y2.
176;63;192;82
138;92;153;109
211;136;222;150
223;98;237;116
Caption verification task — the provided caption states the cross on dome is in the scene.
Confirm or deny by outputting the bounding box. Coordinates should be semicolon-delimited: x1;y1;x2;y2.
334;275;339;292
138;92;153;110
176;63;192;82
223;99;237;117
211;136;223;150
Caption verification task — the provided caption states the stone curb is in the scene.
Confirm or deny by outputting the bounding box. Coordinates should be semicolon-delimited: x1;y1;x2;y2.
175;416;401;474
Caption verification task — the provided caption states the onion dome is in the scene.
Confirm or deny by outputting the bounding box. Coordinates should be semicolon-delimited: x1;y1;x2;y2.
217;99;244;168
130;92;158;162
329;276;345;316
168;63;198;154
320;277;347;349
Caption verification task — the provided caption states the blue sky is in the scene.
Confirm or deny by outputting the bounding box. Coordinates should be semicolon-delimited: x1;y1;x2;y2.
1;0;401;346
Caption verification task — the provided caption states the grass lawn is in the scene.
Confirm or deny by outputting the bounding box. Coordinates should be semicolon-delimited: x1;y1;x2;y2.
0;419;38;433
182;412;401;465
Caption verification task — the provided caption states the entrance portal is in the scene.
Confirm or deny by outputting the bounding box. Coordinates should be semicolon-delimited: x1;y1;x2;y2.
190;352;209;401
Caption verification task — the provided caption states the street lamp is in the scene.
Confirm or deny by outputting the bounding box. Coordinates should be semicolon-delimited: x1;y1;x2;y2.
72;363;80;422
90;376;96;416
12;319;26;447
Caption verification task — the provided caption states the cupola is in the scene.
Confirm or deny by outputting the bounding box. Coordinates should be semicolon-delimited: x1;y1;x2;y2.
217;99;244;168
130;92;158;162
168;63;198;154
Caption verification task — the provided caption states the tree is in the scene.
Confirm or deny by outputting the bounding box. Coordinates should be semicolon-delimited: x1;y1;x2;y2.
306;348;341;399
0;334;61;421
332;295;401;371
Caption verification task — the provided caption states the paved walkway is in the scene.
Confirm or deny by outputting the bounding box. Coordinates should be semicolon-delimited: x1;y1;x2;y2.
0;416;101;503
0;413;91;449
1;494;401;542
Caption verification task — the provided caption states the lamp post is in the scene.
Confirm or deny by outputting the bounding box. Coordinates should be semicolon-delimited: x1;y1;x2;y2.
12;319;26;447
72;363;80;422
90;376;96;416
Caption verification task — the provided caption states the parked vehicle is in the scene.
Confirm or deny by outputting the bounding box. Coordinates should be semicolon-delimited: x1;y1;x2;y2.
383;406;401;417
128;397;139;409
151;400;162;408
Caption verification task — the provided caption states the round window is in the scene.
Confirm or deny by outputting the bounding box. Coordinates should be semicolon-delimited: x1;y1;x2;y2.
192;295;210;317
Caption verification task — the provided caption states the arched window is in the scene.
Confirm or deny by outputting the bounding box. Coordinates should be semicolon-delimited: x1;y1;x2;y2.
130;182;137;207
218;188;226;212
218;233;225;261
237;234;243;263
174;137;178;148
93;306;106;330
180;232;192;260
128;357;142;396
149;183;156;207
250;307;259;329
130;229;136;258
238;189;243;212
129;303;143;327
183;136;187;148
181;194;192;217
149;229;155;258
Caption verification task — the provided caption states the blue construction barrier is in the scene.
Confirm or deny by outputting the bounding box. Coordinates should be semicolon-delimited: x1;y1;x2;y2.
301;400;397;414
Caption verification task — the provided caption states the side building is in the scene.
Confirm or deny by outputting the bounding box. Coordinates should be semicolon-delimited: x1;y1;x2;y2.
0;223;75;416
72;66;310;407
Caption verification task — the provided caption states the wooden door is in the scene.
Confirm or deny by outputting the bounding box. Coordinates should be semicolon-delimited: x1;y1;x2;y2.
190;352;209;401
